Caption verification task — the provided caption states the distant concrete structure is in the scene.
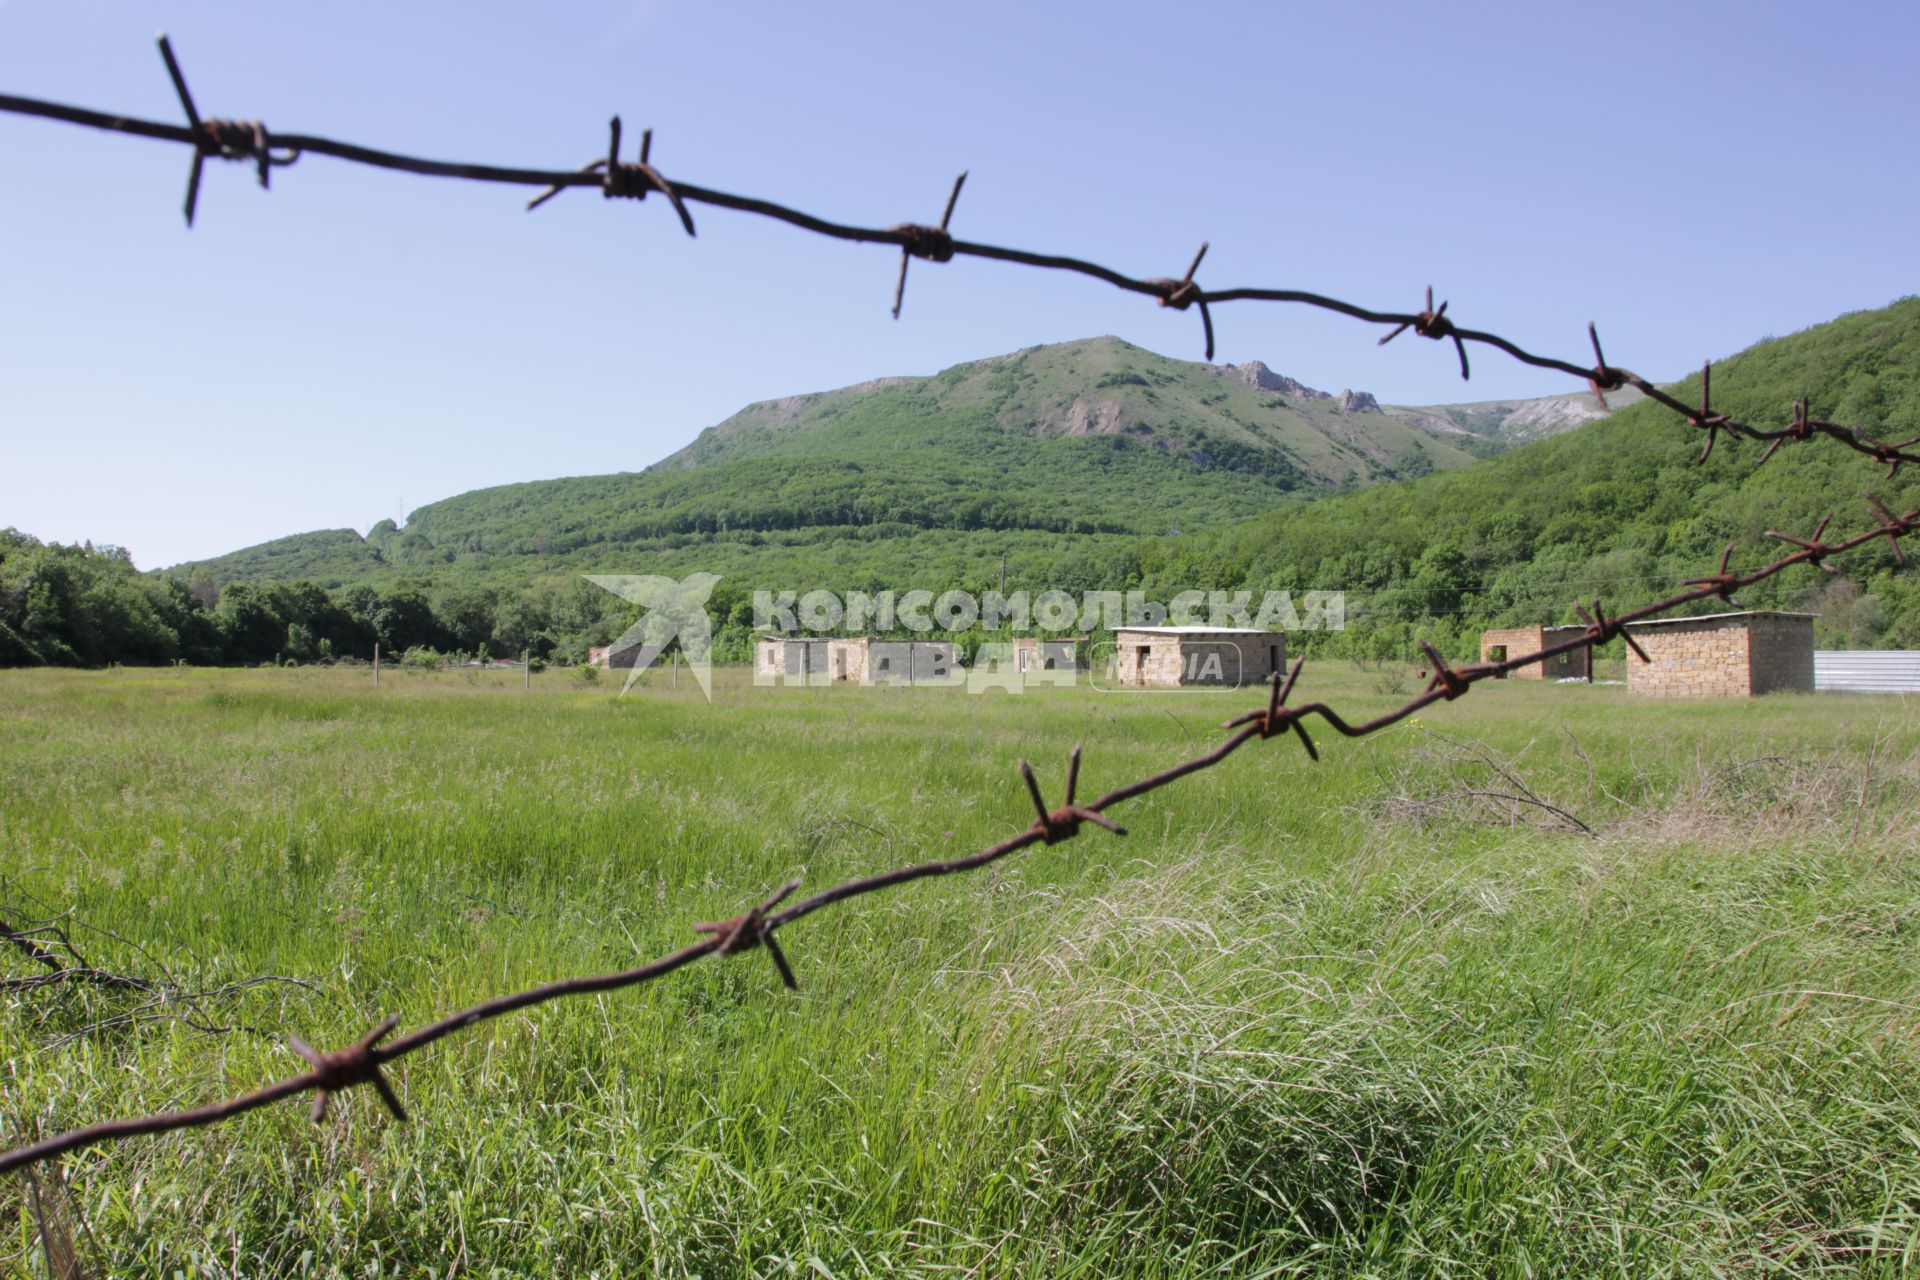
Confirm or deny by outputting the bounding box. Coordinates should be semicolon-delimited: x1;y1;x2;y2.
588;642;644;670
756;636;831;681
1814;651;1920;693
1624;611;1815;698
755;635;958;685
867;639;960;686
1478;625;1591;681
1111;626;1285;688
1012;636;1082;677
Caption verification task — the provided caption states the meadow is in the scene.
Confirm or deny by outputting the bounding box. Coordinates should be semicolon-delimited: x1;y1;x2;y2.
2;664;1918;1277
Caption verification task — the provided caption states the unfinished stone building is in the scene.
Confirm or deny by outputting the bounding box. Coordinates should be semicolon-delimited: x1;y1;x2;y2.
1111;626;1285;688
1478;625;1592;681
1623;611;1815;698
1012;637;1082;677
754;636;959;685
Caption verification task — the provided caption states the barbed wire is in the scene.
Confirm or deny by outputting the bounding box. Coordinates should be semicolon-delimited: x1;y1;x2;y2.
0;36;1917;479
3;493;1915;1176
3;35;1919;1181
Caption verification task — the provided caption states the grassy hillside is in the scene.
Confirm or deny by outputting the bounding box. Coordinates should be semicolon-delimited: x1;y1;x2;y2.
1138;298;1920;651
174;338;1550;591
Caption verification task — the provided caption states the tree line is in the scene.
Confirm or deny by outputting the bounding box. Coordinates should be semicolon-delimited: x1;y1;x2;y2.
0;529;770;669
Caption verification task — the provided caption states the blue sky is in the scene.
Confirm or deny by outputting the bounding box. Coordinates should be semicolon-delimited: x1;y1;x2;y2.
2;1;1915;569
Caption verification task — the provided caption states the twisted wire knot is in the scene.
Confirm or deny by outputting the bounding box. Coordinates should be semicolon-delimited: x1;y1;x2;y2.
155;35;297;221
1683;361;1735;463
1766;514;1840;574
199;117;265;158
1583;324;1625;408
890;172;967;320
1682;542;1743;602
1380;286;1470;379
1866;434;1920;480
1035;806;1092;843
1152;276;1203;311
694;879;802;988
1417;641;1473;701
1757;397;1817;467
893;223;955;263
290;1015;405;1123
1574;600;1649;663
1143;242;1215;359
1411;304;1454;342
525;117;695;235
601;160;668;203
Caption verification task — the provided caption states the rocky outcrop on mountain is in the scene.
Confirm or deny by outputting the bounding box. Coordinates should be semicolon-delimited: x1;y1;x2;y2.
1056;397;1132;436
1337;389;1381;415
1382;385;1640;449
1222;360;1330;401
1492;392;1616;441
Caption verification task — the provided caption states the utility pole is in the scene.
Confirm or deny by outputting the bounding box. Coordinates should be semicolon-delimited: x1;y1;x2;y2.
673;651;679;688
373;642;380;686
524;649;531;690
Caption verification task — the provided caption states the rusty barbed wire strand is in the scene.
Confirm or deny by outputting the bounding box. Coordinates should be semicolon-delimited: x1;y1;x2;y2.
1;36;1918;473
3;494;1915;1177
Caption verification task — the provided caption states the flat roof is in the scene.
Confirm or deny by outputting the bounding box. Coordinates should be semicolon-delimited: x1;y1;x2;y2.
1622;610;1819;630
1114;626;1279;635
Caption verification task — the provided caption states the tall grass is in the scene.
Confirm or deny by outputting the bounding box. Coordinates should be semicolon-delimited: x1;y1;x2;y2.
2;666;1917;1276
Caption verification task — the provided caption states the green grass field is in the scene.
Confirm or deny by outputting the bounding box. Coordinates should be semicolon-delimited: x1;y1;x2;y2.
3;665;1918;1277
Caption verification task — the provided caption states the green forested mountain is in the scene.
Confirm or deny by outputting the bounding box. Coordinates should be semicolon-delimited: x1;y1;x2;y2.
174;336;1606;591
12;302;1916;670
1126;298;1920;652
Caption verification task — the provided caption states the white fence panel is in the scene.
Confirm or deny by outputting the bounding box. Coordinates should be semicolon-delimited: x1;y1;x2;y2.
1814;651;1920;693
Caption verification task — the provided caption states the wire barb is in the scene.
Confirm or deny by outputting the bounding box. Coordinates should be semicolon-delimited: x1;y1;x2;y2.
289;1014;406;1124
891;171;966;320
1573;599;1649;663
155;34;295;226
1223;659;1318;759
1766;513;1841;574
1756;396;1816;468
525;116;695;237
1019;747;1126;844
693;879;802;989
1686;361;1732;465
1867;496;1919;567
1417;640;1475;700
1379;286;1469;380
1586;322;1623;408
1146;242;1215;360
1866;434;1920;481
1681;542;1743;603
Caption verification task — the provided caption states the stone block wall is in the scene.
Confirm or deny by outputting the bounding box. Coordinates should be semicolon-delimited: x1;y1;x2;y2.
1480;627;1545;679
826;638;869;684
1627;620;1752;697
1114;633;1185;686
1114;632;1284;687
1540;626;1592;680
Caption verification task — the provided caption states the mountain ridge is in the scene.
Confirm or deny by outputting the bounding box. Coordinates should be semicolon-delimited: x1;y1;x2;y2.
174;336;1621;587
